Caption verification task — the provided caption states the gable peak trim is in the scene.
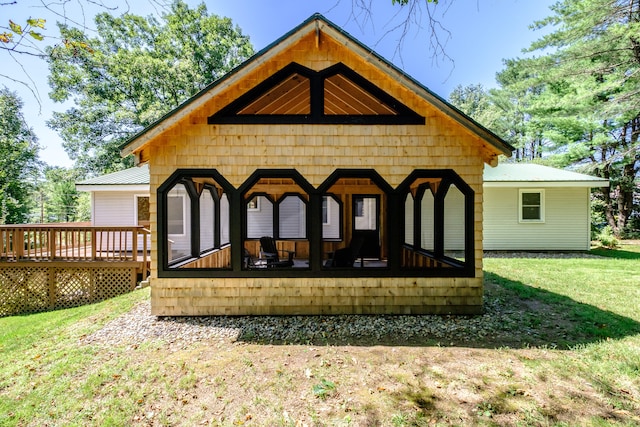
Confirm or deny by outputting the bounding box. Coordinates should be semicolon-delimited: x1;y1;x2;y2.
208;62;425;125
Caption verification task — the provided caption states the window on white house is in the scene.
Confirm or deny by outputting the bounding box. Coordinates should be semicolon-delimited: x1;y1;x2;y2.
520;190;545;222
136;196;150;227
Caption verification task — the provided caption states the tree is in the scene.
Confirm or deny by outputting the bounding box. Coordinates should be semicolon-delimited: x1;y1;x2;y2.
520;0;640;235
0;88;40;224
351;0;452;64
0;0;167;105
33;166;90;223
46;0;254;176
449;84;503;134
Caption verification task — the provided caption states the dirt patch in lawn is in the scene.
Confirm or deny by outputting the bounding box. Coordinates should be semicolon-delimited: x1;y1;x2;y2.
78;278;640;426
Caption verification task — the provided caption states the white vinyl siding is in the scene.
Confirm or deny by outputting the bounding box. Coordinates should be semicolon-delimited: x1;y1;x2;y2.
403;188;465;251
322;196;340;239
279;196;306;238
93;192;137;226
199;190;215;252
483;187;591;250
91;191;151;251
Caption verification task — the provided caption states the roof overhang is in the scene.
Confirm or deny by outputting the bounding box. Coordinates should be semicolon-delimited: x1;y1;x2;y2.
76;184;150;192
484;181;609;188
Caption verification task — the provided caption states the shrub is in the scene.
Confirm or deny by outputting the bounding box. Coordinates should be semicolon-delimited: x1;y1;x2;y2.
596;226;619;249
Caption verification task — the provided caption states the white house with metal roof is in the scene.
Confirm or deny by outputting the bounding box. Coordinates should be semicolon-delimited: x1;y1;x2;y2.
483;163;608;250
77;162;608;252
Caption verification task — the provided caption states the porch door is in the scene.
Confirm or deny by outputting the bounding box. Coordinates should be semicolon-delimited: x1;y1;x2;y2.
352;195;380;259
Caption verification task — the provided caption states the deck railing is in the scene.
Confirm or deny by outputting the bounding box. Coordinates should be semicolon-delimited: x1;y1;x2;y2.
0;224;151;316
0;224;150;263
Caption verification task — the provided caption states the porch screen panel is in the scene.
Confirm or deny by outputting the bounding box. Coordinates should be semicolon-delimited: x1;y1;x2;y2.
199;190;215;252
444;184;465;257
354;196;377;230
279;196;306;239
220;194;230;245
322;196;340;239
420;192;434;251
247;196;274;239
167;183;191;262
404;194;414;245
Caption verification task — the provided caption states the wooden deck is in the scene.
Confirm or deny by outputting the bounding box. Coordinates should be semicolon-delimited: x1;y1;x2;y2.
0;224;150;316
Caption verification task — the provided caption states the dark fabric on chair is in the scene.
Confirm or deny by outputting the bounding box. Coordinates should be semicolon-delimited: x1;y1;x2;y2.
327;234;365;267
259;236;294;268
243;248;259;269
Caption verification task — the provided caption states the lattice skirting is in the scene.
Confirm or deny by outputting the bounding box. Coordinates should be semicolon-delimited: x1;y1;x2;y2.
0;262;139;317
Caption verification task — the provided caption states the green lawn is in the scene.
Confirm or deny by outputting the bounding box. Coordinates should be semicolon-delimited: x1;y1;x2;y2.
0;244;638;426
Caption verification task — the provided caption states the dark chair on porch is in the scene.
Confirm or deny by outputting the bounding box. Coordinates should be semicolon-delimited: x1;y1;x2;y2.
259;236;295;268
325;233;365;267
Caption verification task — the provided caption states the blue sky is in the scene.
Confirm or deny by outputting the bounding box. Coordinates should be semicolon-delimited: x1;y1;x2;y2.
4;0;556;167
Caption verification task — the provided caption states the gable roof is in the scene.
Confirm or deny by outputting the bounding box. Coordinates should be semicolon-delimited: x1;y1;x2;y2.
119;13;513;162
484;163;609;188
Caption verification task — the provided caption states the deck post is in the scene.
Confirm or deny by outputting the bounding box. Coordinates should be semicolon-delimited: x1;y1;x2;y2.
91;229;97;260
15;228;24;260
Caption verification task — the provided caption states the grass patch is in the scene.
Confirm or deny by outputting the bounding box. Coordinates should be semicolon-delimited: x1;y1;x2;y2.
0;245;639;425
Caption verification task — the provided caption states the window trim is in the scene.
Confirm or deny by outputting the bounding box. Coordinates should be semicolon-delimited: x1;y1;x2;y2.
134;194;150;228
519;189;545;223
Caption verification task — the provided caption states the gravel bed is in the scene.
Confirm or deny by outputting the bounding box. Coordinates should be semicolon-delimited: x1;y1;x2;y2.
82;251;595;349
82;287;536;349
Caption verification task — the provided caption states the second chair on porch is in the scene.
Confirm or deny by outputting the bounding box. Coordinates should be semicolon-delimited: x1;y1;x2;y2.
325;233;366;267
259;236;295;268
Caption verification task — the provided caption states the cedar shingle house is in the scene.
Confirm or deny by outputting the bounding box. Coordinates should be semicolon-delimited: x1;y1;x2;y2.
118;14;514;316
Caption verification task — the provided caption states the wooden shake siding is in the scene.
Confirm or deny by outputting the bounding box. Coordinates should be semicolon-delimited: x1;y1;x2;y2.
144;30;489;315
483;187;590;251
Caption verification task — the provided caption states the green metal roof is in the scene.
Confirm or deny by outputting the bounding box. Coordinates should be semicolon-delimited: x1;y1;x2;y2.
76;164;149;186
484;163;608;186
77;162;608;188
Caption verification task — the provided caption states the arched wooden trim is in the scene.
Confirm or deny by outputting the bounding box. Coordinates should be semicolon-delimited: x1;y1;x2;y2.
208;62;425;125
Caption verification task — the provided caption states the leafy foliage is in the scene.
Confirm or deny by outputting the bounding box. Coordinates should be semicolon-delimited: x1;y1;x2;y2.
0;18;46;46
47;0;254;175
595;225;619;249
32;167;90;223
477;0;640;234
0;88;40;224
